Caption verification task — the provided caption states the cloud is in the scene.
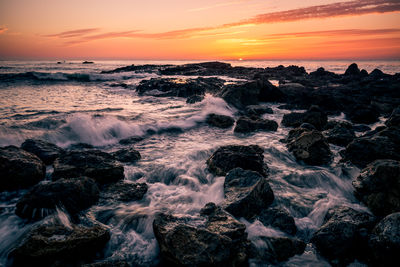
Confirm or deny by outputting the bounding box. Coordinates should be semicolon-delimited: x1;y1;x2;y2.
188;1;247;12
0;26;8;34
43;28;100;38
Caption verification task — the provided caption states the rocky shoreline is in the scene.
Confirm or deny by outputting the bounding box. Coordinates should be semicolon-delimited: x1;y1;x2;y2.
1;61;400;266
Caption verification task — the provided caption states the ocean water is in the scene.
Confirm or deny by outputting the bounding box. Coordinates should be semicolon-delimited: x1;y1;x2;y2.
0;60;398;266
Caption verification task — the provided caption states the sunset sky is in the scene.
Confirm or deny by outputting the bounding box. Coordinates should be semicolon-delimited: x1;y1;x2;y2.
0;0;399;60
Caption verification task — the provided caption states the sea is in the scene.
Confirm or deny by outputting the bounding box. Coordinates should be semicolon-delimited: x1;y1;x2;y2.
0;59;399;266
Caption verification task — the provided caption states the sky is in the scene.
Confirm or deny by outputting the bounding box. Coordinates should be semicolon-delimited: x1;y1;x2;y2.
0;0;399;60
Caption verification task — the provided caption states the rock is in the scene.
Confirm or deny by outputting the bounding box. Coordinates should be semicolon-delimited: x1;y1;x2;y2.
287;130;332;165
283;127;311;144
251;236;305;264
368;212;400;266
343;126;400;168
12;223;110;266
82;260;130;267
82;61;94;64
15;177;99;220
234;116;278;133
21;139;64;165
299;123;316;130
0;146;45;192
102;181;148;202
344;63;361;76
112;148;141;163
311;206;376;266
153;203;249;266
352;124;371;132
67;143;94;150
346;105;380;124
222;168;274;219
205;113;235;128
245;105;273;116
281;106;327;130
353;160;400;217
186;95;204;104
206;145;267;176
118;136;144;145
52;150;124;184
258;207;297;235
386;106;400;127
324;121;356;146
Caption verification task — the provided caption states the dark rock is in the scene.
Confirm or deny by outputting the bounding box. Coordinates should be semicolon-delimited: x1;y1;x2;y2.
53;150;124;184
324;121;356;146
206;145;267;176
281;106;327;130
311;206;376;266
310;67;339;79
352;124;371;132
153;203;249;266
101;64;167;74
82;61;94;64
346;105;380;124
344;63;361;76
118;136;144;145
112;148;141;163
246;105;273;116
369;68;385;78
368;212;400;266
15;177;99;220
186;95;204;104
386;106;400;127
222;168;274;219
0;146;45;192
234;116;278;133
283;127;311;144
12;223;110;266
343;126;400;168
206;113;235;128
287;130;332;165
21;139;64;165
82;260;130;267
299;123;316;130
102;181;148;202
258;207;297;235
353;160;400;217
67;143;94;150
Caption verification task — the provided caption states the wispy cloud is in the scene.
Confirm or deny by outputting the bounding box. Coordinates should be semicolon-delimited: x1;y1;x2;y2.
0;26;8;35
43;28;100;38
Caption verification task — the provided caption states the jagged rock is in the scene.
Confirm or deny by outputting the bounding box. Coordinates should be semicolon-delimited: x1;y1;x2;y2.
102;181;148;202
186;95;204;104
281;106;327;130
234;116;278;133
67;143;94;150
324;121;355;146
112;148;141;163
12;223;110;266
245;105;273;116
287;130;332;165
52;150;124;184
0;146;45;192
21;139;64;165
368;212;400;266
311;206;376;266
15;177;99;220
344;63;361;76
346;105;380;124
353;160;400;217
258;208;297;235
206;114;235;128
207;145;267;176
222;168;274;219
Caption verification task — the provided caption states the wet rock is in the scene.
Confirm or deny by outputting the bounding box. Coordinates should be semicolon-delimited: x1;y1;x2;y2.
324;121;355;146
118;136;144;145
53;150;124;184
21;139;64;165
82;260;130;267
368;212;400;266
352;124;371;132
346;105;380;124
343;126;400;168
245;105;273;116
344;63;361;76
15;177;99;220
283;127;311;144
311;206;376;266
353;160;400;217
101;64;166;74
186;94;204;104
12;223;110;267
153;203;249;266
102;181;148;202
67;143;94;150
251;236;306;264
222;168;274;219
287;130;332;165
205;113;235;128
206;145;267;176
281;106;327;130
112;148;141;163
385;106;400;127
257;207;297;235
299;123;316;130
234;116;278;133
0;145;45;192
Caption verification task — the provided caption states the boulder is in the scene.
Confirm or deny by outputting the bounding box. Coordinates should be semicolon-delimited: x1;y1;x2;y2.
257;207;297;235
311;206;376;266
353;160;400;217
102;181;148;202
287;130;332;165
52;150;124;184
153;203;249;266
0;146;45;191
346;105;380;124
206;145;267;176
245;105;273;116
206;114;235;128
21;139;64;165
324;121;355;146
234;116;278;133
186;95;204;104
385;106;400;127
368;212;400;266
281;106;327;130
112;148;141;163
222;168;274;219
344;63;361;76
15;177;99;220
12;223;110;266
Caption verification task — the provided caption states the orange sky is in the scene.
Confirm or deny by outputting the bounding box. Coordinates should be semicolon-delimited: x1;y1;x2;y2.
0;0;399;60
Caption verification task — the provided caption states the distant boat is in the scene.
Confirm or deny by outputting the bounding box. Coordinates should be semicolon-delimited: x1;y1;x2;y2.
82;61;94;64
